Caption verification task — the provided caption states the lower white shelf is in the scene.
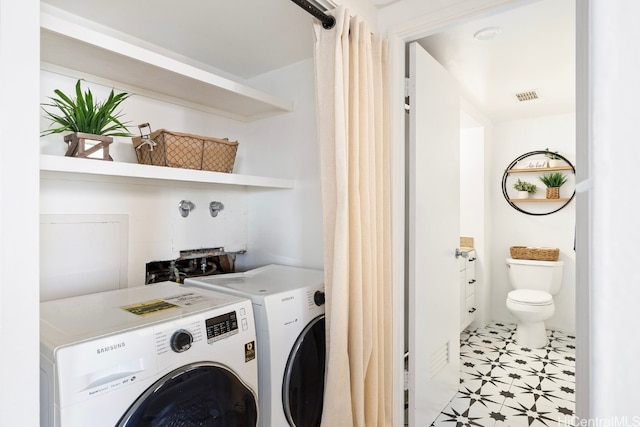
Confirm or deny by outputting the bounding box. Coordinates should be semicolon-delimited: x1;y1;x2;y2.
39;154;295;189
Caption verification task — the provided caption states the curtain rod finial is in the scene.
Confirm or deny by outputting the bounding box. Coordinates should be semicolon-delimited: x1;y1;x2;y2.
323;15;336;29
290;0;335;29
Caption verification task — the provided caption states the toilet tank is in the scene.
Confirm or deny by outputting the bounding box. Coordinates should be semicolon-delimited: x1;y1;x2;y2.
506;258;564;294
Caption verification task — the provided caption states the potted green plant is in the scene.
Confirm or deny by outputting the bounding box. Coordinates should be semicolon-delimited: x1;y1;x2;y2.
513;179;537;199
539;172;568;199
41;79;132;160
544;147;563;168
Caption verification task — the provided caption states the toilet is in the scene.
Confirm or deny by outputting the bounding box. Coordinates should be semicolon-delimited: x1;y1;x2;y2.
506;257;564;348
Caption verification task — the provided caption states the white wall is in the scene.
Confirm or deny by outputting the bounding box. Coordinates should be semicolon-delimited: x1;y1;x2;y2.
460;122;488;327
39;56;326;295
490;113;576;333
460;126;485;243
589;0;640;418
241;59;323;270
39;70;263;298
38;56;325;297
334;0;379;26
461;101;495;330
0;0;40;425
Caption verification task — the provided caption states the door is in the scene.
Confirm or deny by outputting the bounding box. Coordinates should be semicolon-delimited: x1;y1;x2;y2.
407;41;461;426
117;362;258;426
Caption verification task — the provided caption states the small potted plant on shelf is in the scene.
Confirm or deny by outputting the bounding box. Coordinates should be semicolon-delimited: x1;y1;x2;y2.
544;148;563;168
513;179;537;199
539;172;568;199
40;79;132;161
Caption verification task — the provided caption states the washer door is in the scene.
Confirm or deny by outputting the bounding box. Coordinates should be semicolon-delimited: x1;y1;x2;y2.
117;362;258;426
282;314;326;427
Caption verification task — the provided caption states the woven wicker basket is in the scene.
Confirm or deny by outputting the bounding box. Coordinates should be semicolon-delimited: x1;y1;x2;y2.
132;126;238;173
545;187;560;199
510;246;559;261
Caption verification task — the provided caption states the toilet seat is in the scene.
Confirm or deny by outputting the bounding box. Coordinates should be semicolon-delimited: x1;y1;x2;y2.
507;289;553;306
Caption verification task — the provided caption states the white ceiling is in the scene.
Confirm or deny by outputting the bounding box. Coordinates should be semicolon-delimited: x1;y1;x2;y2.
418;0;575;122
41;0;574;121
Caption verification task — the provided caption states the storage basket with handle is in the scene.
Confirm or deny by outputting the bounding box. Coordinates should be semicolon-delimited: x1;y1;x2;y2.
132;123;238;173
510;246;560;261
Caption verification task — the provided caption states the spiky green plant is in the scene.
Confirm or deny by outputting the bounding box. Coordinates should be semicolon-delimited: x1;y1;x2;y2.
41;79;132;137
539;172;568;188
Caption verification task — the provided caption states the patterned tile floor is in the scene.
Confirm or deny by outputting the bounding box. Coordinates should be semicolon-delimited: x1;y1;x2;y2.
432;322;576;427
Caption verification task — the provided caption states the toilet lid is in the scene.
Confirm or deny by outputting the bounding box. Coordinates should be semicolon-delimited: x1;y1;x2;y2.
508;289;553;305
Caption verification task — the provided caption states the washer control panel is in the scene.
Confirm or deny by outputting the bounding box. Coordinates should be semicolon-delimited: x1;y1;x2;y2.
206;310;239;343
170;329;194;353
155;317;203;357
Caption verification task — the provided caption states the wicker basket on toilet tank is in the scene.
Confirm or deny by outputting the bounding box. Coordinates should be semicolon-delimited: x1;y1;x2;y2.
510;246;559;262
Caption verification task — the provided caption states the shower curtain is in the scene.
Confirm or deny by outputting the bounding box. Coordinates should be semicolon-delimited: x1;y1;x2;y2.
313;7;393;427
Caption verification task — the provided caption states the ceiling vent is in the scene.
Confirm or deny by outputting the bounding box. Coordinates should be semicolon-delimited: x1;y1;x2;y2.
515;90;539;102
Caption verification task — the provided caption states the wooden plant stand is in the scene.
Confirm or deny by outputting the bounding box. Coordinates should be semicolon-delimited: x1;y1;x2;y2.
64;132;114;161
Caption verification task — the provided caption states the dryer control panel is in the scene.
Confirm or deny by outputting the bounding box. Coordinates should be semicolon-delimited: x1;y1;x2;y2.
313;290;325;306
307;288;326;309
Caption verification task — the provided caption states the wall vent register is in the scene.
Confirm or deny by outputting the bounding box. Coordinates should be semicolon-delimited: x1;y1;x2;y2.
515;90;539;102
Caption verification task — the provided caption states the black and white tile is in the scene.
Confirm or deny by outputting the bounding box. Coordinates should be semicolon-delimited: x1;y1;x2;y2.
432;322;576;427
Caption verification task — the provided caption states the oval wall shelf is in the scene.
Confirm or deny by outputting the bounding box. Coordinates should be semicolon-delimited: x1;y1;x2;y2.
502;150;576;216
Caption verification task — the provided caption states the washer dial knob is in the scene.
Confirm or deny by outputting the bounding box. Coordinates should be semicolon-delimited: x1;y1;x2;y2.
314;290;326;306
170;329;193;353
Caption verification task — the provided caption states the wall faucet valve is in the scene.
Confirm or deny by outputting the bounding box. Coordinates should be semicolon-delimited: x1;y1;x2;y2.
178;200;195;217
209;201;224;217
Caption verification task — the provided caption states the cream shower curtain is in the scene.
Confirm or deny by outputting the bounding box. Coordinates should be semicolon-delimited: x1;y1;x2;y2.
313;7;393;427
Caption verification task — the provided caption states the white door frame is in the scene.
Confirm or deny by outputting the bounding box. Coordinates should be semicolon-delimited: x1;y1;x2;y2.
385;1;589;425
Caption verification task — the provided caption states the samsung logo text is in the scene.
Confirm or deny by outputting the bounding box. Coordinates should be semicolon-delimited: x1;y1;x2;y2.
96;342;126;354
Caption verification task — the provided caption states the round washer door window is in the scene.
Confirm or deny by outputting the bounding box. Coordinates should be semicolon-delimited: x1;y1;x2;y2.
118;362;258;426
282;315;326;427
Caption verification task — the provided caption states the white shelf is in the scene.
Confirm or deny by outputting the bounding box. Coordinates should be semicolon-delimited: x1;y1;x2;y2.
40;155;295;189
40;11;293;122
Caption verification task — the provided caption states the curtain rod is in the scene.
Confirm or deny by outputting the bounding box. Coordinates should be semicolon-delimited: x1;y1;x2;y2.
290;0;335;29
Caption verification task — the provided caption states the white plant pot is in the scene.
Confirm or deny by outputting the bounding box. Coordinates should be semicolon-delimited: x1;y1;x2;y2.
517;190;530;199
548;159;563;168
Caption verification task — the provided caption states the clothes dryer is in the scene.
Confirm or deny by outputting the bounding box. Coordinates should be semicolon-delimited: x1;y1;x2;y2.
40;281;259;427
184;264;326;427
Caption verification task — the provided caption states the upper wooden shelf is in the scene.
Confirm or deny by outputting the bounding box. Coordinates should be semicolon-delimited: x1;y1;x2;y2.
40;10;293;122
506;166;574;173
40;155;295;189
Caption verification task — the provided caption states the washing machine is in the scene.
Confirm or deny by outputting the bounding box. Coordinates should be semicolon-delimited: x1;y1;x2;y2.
40;281;259;427
184;264;326;427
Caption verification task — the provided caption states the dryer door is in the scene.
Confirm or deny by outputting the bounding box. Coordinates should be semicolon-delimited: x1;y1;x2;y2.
282;315;326;427
117;362;258;426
